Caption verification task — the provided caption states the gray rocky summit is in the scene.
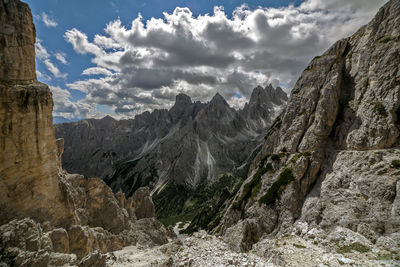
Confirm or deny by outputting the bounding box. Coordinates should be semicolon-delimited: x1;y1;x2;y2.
213;0;400;263
56;85;288;195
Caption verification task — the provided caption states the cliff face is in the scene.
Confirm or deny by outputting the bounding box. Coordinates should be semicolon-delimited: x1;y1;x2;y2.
0;0;36;82
0;1;174;265
217;0;400;255
0;0;74;226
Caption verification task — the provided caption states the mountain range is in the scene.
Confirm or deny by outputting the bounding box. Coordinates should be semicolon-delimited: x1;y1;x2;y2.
1;0;399;265
56;85;288;196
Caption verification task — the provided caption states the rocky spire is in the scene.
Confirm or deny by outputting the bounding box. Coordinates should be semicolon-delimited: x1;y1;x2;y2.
169;93;193;120
0;0;36;83
0;0;74;226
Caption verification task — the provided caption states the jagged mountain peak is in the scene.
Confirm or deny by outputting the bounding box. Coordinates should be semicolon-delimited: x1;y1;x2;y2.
249;84;288;107
101;115;116;121
210;92;228;105
56;84;286;191
174;93;192;106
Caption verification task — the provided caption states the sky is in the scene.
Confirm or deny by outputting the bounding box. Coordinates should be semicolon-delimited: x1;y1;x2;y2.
24;0;387;122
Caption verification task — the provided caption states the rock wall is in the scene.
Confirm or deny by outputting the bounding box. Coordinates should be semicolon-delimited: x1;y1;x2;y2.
218;0;400;252
0;0;75;226
0;0;36;82
0;1;173;265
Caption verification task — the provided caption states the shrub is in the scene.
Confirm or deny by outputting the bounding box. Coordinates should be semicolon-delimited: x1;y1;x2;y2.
232;167;269;210
374;102;388;117
291;88;301;95
290;151;312;163
391;159;400;169
379;36;391;44
271;154;280;161
298;109;306;116
265;115;283;139
293;243;306;249
259;154;270;168
259;168;294;205
336;242;370;254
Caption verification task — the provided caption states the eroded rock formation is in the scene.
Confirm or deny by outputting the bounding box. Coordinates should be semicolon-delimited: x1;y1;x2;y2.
0;1;172;265
0;0;74;227
217;0;400;258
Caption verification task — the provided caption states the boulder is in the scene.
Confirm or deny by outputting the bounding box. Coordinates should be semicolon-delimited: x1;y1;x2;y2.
132;187;155;219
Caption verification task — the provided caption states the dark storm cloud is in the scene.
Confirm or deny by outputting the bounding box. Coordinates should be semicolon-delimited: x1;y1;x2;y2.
64;0;387;118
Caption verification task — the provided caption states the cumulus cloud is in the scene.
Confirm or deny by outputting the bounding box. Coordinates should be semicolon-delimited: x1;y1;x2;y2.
64;0;387;118
35;40;67;79
41;12;58;27
44;59;67;79
50;86;95;119
82;67;113;76
54;52;68;64
36;70;51;81
35;41;50;60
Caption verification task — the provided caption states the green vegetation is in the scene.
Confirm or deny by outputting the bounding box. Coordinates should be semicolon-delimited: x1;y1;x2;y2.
232;167;269;210
154;173;244;228
265;114;283;139
293;243;306;249
271;154;280;161
305;65;316;72
290;151;312;163
291;87;301;95
259;154;270;168
376;252;392;260
391;159;400;169
374;102;388;117
259;168;294;205
298;109;306;116
379;36;392;44
105;157;153;196
336;242;371;254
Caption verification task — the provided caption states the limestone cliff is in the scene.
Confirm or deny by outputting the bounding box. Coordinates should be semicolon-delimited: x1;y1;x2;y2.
0;0;74;226
0;0;36;82
217;0;400;258
0;1;173;265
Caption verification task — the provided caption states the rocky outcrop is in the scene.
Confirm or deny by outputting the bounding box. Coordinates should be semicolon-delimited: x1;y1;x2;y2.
0;0;36;82
241;85;288;131
218;0;400;253
55;85;287;194
132;187;155;219
0;1;173;265
0;0;74;227
0;216;171;266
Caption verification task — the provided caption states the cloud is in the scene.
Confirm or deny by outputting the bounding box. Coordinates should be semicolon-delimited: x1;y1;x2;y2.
64;28;104;56
44;59;67;79
41;12;58;27
50;86;95;119
35;41;50;60
64;0;387;118
54;52;68;64
36;70;51;81
35;40;67;79
82;67;113;76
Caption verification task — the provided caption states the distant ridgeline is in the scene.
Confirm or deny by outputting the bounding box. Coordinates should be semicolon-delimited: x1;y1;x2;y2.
56;85;288;223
